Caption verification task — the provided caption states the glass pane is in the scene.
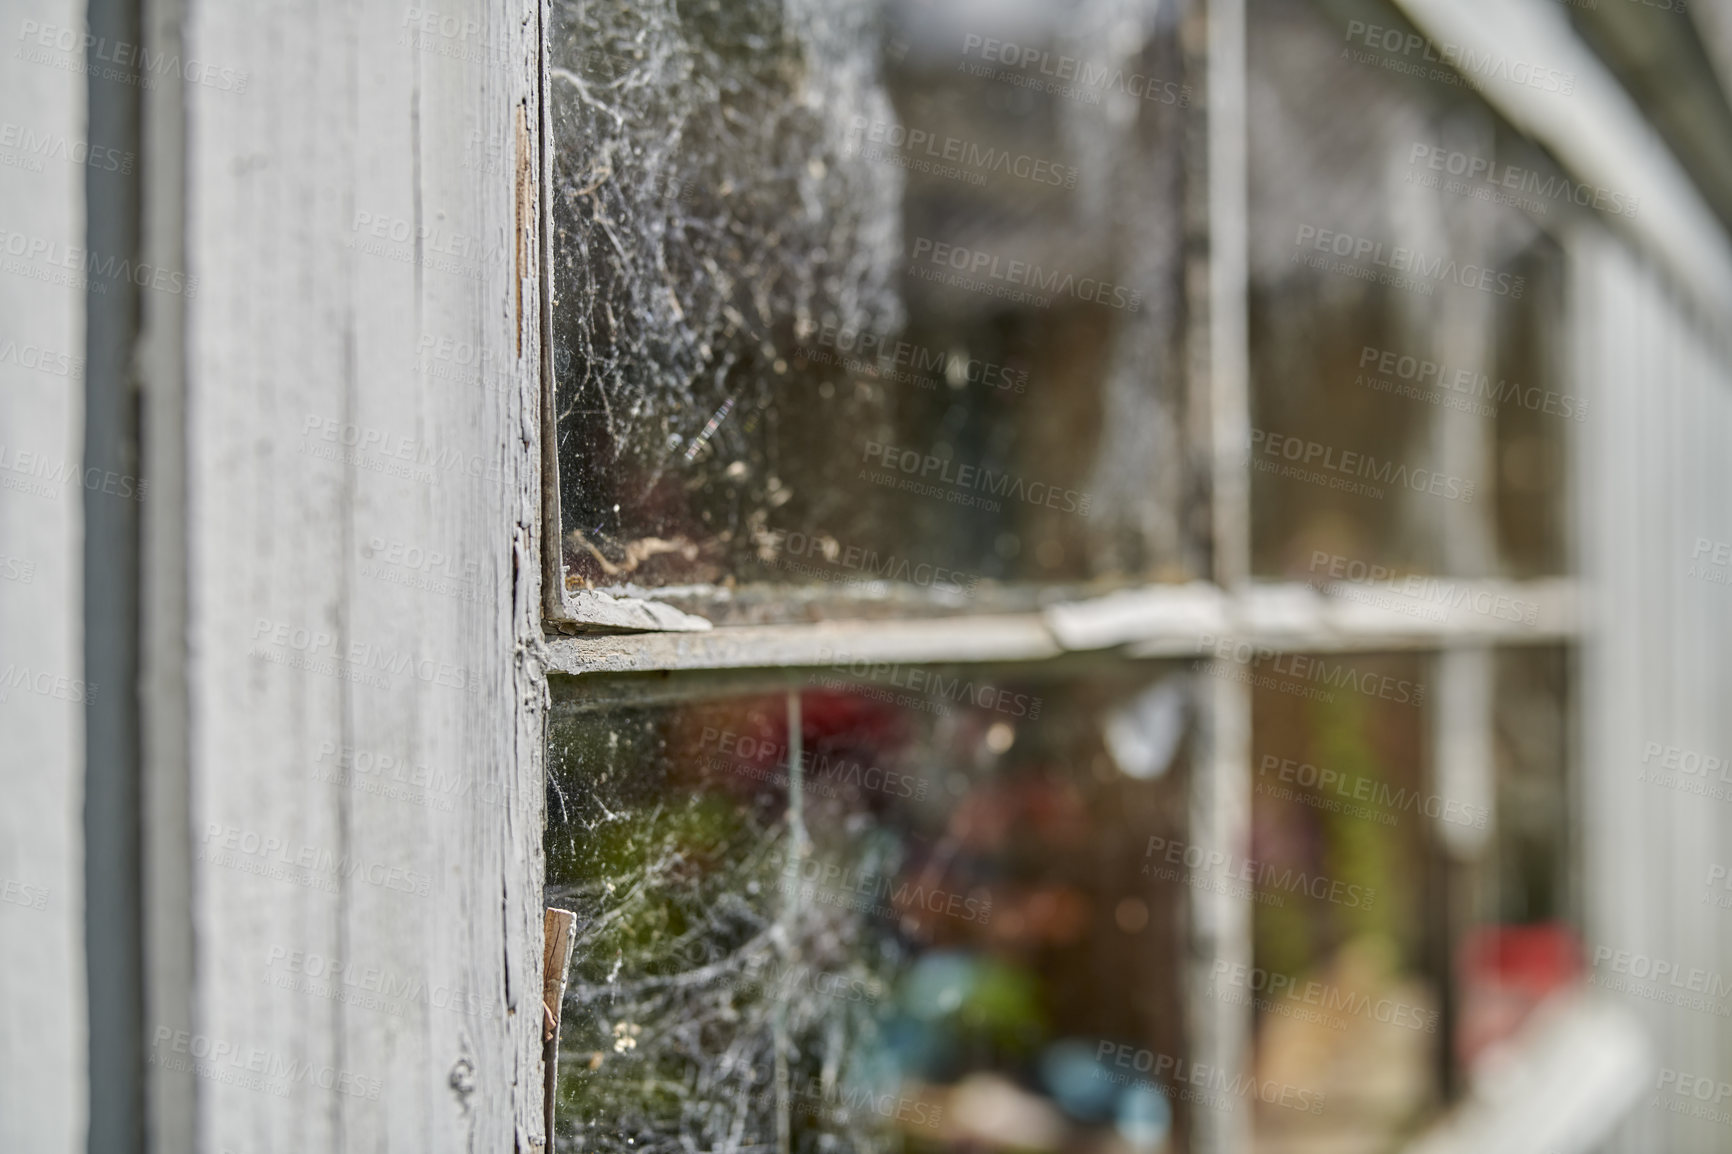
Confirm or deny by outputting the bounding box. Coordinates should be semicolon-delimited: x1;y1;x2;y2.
1243;645;1578;1147
1245;652;1443;1150
1454;647;1574;1079
549;0;1196;624
545;662;1199;1152
1247;0;1575;583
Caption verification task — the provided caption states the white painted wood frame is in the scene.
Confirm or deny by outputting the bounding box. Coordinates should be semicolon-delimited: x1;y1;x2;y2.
0;0;90;1148
133;0;553;1151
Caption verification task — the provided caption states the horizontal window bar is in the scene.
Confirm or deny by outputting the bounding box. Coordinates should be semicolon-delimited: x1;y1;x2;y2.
545;578;1579;676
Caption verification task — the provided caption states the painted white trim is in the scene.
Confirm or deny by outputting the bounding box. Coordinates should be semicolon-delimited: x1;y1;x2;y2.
160;1;551;1148
545;578;1581;676
1391;0;1732;321
0;0;89;1145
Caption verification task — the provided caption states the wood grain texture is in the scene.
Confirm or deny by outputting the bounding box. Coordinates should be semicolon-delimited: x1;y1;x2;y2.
0;0;89;1147
156;1;549;1149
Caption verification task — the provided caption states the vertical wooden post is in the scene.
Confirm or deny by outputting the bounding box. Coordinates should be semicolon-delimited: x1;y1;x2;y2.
1187;0;1253;1150
543;908;577;1149
0;0;91;1144
153;2;551;1148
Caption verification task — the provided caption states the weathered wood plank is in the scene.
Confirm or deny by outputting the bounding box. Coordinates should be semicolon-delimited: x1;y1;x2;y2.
1571;229;1732;1154
0;0;90;1147
147;1;548;1150
541;579;1582;678
540;908;575;1143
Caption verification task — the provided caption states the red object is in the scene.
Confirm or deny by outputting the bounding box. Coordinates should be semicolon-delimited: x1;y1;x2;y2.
1455;922;1581;1070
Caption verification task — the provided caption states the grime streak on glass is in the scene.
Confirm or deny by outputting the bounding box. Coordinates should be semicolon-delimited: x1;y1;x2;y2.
545;665;1195;1153
548;0;1196;618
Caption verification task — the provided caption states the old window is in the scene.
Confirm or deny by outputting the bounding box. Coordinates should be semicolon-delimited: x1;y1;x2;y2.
539;1;1587;1152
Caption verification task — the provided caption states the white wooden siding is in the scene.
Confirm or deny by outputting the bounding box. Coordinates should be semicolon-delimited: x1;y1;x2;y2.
1573;229;1732;1153
143;1;549;1151
0;0;88;1148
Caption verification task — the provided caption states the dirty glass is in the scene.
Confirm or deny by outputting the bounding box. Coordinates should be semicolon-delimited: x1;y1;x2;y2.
1241;644;1576;1146
1247;0;1572;583
1245;651;1443;1148
1451;647;1573;1082
545;662;1200;1152
549;0;1196;624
